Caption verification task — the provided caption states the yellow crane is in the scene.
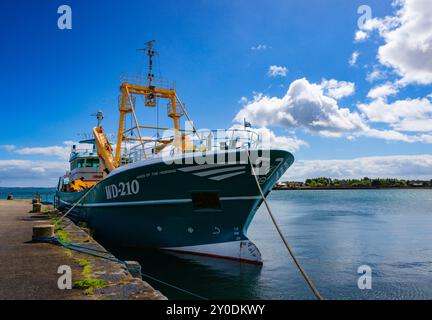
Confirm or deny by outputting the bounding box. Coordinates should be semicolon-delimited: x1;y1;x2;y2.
93;40;198;177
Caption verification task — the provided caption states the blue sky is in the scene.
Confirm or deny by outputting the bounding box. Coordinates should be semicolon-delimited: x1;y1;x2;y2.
0;0;431;186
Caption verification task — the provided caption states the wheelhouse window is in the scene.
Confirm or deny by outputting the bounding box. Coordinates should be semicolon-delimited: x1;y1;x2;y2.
73;158;100;169
85;158;100;168
77;159;85;168
91;159;100;167
70;160;77;170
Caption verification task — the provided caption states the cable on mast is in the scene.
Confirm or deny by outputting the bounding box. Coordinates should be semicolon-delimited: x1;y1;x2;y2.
137;40;157;107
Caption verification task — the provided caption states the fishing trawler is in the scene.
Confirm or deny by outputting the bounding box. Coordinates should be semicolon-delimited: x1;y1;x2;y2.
55;41;294;264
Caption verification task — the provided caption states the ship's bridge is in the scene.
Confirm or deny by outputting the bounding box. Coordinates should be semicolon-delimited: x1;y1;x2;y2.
68;143;103;186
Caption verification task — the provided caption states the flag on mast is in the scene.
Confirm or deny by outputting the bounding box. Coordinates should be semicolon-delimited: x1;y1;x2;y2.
244;118;252;128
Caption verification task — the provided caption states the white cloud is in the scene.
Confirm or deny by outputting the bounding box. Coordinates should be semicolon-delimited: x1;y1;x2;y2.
362;14;399;36
394;119;432;132
354;30;368;42
319;79;355;100
349;51;360;66
360;127;426;143
0;141;96;186
358;96;432;129
14;146;71;160
251;44;269;51
267;65;288;78
238;96;249;105
252;127;307;152
257;128;307;152
0;160;67;187
229;124;308;153
367;83;399;99
283;154;432;181
236;78;432;143
360;0;432;85
4;141;93;160
235;78;366;136
366;69;385;82
0;145;16;152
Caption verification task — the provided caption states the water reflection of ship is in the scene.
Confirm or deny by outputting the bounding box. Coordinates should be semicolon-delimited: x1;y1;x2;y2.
167;250;263;277
105;245;262;299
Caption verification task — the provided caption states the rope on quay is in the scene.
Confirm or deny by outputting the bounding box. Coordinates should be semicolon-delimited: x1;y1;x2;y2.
32;236;125;264
33;236;208;300
247;151;324;300
56;181;100;224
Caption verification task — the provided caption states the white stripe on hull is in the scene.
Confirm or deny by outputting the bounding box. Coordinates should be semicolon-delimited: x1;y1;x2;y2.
162;240;263;264
210;171;246;181
59;195;261;208
192;166;246;177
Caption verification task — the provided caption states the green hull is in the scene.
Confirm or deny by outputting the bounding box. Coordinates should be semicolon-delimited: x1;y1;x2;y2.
56;149;293;262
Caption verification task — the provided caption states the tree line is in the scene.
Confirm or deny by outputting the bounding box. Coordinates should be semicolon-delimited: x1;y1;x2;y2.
276;177;432;189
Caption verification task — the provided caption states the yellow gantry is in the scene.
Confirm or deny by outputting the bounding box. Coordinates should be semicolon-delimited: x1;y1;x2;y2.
93;42;198;173
114;82;194;164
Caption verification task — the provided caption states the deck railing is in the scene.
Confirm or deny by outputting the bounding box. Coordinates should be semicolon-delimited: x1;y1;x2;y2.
126;129;260;163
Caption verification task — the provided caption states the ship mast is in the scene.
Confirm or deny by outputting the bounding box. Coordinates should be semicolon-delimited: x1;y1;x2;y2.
114;40;197;164
145;40;155;87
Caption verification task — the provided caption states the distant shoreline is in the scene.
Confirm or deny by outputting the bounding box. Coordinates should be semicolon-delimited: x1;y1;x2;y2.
274;186;432;190
276;177;432;190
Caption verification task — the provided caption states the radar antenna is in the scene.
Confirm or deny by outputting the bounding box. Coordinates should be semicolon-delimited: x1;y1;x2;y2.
91;111;104;127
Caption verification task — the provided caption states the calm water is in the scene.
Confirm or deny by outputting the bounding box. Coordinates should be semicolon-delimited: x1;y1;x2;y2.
106;189;432;300
0;187;55;203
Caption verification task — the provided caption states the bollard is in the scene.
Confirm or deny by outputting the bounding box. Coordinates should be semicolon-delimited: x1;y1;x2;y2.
7;195;13;200
32;224;54;240
32;203;42;213
125;261;142;279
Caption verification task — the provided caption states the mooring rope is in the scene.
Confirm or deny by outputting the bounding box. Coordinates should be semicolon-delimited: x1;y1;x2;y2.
140;272;208;300
33;236;124;263
56;181;100;224
33;235;207;300
247;151;323;300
